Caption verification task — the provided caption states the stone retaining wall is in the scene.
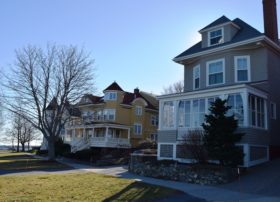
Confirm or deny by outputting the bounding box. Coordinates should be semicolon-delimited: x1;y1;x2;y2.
129;154;238;185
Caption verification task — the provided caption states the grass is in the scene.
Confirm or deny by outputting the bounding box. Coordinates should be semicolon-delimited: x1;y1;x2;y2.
0;151;70;171
0;151;182;201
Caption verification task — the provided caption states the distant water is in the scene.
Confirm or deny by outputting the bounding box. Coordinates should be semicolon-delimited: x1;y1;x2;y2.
0;145;41;151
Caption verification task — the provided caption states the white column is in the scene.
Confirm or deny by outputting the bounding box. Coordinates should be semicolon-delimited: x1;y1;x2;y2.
105;127;108;141
242;90;249;127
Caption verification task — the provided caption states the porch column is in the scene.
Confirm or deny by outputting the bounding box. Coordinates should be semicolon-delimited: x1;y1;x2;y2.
128;128;131;140
242;90;249;127
105;127;109;141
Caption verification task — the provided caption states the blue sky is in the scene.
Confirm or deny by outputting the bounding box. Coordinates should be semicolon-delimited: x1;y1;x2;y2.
0;0;279;95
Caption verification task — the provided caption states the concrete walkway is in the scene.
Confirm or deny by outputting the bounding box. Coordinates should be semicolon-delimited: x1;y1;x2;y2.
55;157;280;202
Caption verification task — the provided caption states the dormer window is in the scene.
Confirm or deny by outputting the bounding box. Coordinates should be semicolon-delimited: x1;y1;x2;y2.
104;92;117;101
208;28;223;46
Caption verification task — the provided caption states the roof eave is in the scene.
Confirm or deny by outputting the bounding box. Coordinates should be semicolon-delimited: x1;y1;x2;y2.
173;36;266;63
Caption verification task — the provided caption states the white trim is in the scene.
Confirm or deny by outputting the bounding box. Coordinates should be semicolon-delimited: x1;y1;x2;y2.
173;36;266;62
206;58;225;86
207;27;224;47
157;83;268;100
234;55;251;83
193;65;200;90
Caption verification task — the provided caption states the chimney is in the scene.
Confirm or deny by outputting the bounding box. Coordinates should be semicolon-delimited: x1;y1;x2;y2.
263;0;279;44
134;88;140;94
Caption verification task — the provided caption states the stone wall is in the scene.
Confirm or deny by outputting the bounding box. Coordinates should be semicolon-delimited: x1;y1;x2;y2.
129;154;238;185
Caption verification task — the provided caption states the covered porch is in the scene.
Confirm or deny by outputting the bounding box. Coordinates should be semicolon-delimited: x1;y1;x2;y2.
64;123;131;149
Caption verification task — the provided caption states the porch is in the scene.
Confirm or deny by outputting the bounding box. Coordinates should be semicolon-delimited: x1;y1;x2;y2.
64;123;131;152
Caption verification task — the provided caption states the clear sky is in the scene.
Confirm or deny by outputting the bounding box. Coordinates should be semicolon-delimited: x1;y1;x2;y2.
0;0;279;95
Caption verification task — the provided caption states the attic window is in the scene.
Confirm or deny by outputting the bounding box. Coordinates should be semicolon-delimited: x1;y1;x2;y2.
104;92;117;101
208;28;223;46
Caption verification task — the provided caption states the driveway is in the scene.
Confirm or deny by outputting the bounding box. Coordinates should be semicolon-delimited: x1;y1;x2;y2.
56;157;280;202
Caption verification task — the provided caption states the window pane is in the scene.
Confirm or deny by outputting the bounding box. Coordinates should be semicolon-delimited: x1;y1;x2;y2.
195;78;199;89
209;73;223;85
238;70;248;81
237;58;247;70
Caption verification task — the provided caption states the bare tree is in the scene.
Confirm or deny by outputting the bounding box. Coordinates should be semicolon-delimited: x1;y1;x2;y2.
162;80;184;94
181;129;207;163
1;45;95;160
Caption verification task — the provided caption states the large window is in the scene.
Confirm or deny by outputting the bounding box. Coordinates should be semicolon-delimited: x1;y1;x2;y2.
208;28;223;46
163;101;175;128
135;106;142;116
103;109;116;121
178;99;205;128
227;93;244;126
193;65;200;89
193;99;206;127
235;56;250;82
178;100;191;127
104;92;117;101
134;123;142;135
151;115;158;126
207;59;225;86
249;95;266;129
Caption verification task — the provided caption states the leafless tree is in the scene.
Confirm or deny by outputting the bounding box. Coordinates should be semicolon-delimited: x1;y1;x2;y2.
181;129;207;163
162;80;184;94
1;45;95;160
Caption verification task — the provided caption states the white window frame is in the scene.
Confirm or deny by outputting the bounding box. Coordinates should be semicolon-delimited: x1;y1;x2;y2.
234;55;251;83
271;102;277;119
206;58;225;86
133;123;142;135
151;115;158;126
104;92;117;101
135;106;142;116
103;109;116;121
193;65;200;90
208;28;224;47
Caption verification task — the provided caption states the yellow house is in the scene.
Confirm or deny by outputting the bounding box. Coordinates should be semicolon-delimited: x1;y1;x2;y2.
63;82;158;152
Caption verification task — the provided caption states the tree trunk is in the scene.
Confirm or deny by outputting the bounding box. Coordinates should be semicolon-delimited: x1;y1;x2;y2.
48;137;56;161
28;141;30;151
21;143;25;152
17;140;19;152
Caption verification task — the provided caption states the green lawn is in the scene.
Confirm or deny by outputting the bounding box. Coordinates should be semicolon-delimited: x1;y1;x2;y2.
0;151;70;171
0;152;181;201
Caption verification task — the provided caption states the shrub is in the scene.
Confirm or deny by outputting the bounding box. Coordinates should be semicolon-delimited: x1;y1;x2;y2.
202;98;244;167
181;129;207;163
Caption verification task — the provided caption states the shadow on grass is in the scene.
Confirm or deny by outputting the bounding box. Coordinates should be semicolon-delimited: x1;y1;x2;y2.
103;181;181;202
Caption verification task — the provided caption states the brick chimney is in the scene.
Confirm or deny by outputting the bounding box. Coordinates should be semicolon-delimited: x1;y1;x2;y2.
263;0;279;44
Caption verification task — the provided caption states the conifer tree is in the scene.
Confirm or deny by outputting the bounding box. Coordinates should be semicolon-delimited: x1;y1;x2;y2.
202;98;244;167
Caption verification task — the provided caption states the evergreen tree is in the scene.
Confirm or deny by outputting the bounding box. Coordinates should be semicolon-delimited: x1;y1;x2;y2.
202;98;244;167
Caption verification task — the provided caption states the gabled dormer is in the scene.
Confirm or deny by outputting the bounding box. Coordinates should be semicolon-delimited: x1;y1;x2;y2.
199;15;240;48
103;81;124;101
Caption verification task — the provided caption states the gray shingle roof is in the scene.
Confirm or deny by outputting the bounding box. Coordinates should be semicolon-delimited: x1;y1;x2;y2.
174;17;263;60
199;15;231;32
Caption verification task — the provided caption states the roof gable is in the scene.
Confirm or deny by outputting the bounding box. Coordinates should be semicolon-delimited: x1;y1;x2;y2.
103;81;124;92
199;15;231;32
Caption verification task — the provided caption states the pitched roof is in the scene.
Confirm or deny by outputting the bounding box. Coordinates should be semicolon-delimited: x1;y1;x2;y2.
103;81;124;92
199;15;231;32
121;91;158;110
78;94;103;105
174;18;263;60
